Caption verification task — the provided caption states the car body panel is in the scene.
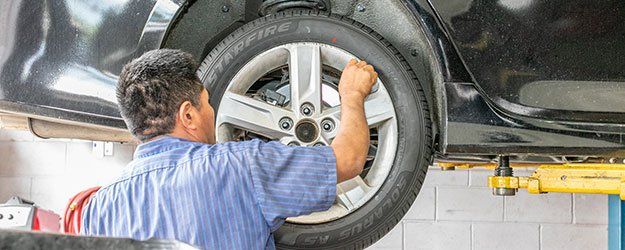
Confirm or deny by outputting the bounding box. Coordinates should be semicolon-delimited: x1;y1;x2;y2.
0;0;184;128
429;0;625;123
0;0;622;156
444;82;625;156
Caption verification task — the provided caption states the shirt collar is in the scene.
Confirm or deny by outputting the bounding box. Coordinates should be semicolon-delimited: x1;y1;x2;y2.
133;135;191;159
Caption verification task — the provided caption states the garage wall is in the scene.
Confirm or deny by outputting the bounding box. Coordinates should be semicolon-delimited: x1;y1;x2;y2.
0;129;608;249
0;130;135;214
368;168;608;250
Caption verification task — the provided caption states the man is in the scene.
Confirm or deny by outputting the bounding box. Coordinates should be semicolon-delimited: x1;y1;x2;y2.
81;49;378;249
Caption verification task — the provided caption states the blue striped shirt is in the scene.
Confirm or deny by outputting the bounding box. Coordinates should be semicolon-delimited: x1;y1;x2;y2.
81;136;337;249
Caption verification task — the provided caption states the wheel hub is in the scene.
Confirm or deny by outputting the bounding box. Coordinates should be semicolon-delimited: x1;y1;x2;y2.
295;120;318;143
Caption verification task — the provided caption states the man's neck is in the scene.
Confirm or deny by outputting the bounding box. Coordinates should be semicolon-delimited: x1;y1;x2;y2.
167;130;202;143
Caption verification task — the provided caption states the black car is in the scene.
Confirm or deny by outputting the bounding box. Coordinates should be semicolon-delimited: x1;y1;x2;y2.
1;0;623;249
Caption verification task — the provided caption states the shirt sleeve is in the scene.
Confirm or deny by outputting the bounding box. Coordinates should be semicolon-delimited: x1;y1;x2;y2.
80;195;97;236
244;139;337;231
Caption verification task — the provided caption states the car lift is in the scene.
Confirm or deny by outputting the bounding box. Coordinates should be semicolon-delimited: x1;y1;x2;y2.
438;157;625;250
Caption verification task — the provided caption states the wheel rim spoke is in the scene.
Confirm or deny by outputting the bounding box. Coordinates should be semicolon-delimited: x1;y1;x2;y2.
365;89;395;127
217;91;294;139
336;176;371;210
279;136;298;145
319;87;394;140
288;44;323;116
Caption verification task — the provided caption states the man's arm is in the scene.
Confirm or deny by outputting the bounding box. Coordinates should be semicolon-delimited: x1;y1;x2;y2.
331;59;378;183
243;60;377;227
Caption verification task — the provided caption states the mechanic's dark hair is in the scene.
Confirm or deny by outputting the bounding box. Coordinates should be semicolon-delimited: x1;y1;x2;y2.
116;49;204;141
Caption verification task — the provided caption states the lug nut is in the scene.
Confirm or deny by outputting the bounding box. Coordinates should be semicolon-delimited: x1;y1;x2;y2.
314;142;325;147
288;141;300;146
279;117;293;131
300;103;314;116
321;119;335;132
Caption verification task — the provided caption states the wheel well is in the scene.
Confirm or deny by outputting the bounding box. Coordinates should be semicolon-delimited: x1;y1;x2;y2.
162;0;263;62
162;0;445;153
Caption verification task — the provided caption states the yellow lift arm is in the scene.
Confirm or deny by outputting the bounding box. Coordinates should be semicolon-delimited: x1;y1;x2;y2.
438;162;625;199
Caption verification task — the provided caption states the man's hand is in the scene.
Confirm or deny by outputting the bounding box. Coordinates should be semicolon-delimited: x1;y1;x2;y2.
331;59;379;183
338;59;379;101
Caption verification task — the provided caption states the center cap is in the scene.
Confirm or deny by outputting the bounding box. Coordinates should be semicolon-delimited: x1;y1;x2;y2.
295;121;318;143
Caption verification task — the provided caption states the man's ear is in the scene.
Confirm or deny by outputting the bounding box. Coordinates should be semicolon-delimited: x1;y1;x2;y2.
178;101;197;130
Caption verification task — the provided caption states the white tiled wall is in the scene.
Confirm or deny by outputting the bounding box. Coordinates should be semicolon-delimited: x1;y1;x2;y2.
0;130;134;213
368;168;608;250
0;130;608;249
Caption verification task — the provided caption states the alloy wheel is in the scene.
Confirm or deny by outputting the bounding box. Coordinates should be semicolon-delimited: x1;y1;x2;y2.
215;42;398;223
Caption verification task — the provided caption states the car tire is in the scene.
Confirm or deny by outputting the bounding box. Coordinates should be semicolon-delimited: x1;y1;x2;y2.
197;10;432;250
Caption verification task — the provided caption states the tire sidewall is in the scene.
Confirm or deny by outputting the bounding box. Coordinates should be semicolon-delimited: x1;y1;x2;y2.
198;11;430;249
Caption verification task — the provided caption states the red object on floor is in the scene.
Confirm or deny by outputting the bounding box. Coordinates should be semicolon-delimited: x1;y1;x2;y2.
33;208;62;232
63;186;101;235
